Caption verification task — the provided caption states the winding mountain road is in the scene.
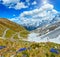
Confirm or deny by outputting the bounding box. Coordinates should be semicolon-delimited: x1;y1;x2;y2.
2;28;9;38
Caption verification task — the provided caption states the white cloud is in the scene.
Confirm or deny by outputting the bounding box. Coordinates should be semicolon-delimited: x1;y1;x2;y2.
20;3;57;18
32;1;37;5
1;0;28;10
26;0;30;2
3;0;19;4
13;14;16;17
14;2;28;10
10;3;58;26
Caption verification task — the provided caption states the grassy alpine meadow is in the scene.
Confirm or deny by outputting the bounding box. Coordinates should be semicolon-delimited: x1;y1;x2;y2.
0;38;60;57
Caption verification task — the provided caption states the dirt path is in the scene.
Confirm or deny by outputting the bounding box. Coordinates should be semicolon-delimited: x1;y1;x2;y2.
2;28;9;38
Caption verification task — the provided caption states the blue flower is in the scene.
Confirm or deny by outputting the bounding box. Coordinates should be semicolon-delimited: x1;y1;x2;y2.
18;48;27;52
0;46;6;49
50;48;59;54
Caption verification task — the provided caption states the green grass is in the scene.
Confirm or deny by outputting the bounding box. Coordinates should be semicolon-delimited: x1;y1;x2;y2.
0;24;7;36
20;30;29;38
5;29;15;38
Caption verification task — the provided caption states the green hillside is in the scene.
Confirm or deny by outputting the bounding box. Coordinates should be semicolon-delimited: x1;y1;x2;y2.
0;18;29;39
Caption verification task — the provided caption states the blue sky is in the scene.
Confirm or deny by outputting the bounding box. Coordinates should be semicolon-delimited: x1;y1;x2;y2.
0;0;60;19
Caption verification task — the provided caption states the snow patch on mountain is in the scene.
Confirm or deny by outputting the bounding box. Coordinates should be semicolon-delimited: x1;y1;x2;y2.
24;33;60;44
24;26;60;44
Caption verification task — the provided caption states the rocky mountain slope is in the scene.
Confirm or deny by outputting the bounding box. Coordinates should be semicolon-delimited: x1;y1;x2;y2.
32;20;60;36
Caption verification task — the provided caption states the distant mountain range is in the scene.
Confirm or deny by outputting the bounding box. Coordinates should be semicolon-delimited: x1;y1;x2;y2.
32;19;60;36
23;13;60;31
